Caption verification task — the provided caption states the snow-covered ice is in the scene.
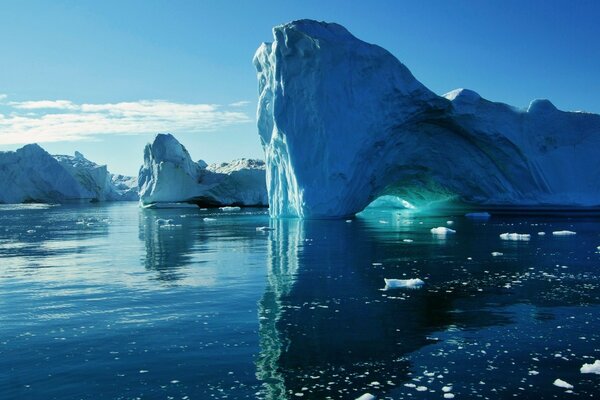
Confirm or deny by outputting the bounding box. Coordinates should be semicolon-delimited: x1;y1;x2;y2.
552;230;576;236
553;379;573;389
431;227;456;235
254;19;600;218
138;134;267;208
580;360;600;374
500;233;531;241
384;278;424;289
0;144;137;204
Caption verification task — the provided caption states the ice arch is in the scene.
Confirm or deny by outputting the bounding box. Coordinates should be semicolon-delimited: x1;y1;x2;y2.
254;20;600;218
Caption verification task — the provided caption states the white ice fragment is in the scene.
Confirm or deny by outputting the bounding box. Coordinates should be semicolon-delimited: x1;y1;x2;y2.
355;394;376;400
431;227;456;235
384;278;424;289
219;206;241;212
256;226;275;231
442;386;452;392
415;386;428;391
580;360;600;374
491;252;503;256
528;370;539;375
447;220;454;225
538;232;546;236
203;217;217;222
553;379;573;389
444;394;455;399
403;239;414;243
552;230;576;236
499;233;530;241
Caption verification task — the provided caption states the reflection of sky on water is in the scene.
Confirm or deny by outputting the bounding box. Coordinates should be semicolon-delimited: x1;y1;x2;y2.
1;203;600;398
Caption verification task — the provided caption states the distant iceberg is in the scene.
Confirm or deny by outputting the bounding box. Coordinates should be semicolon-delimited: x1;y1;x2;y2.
138;133;268;208
0;144;137;204
254;19;600;218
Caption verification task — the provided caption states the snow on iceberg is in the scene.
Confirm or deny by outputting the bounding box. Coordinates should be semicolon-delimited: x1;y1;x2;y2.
552;230;576;236
138;133;268;207
254;19;600;218
580;360;600;374
552;379;573;389
384;278;425;289
0;144;137;204
431;227;456;235
500;233;531;241
55;151;138;201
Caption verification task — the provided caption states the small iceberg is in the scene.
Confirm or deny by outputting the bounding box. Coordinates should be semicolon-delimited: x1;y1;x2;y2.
355;394;376;400
219;206;241;212
580;360;600;374
552;230;576;236
256;226;275;232
552;378;573;389
384;278;424;289
203;217;217;222
431;227;456;235
500;233;531;241
491;252;503;256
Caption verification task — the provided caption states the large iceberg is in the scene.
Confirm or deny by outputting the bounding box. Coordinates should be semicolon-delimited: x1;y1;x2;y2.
0;144;138;204
138;133;268;207
254;20;600;218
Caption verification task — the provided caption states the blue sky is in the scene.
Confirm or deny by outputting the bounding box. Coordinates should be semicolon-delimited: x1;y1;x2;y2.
1;0;599;175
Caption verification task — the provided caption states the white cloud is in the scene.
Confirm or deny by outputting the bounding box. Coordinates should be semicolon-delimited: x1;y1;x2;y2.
0;97;253;145
0;94;7;101
228;100;251;107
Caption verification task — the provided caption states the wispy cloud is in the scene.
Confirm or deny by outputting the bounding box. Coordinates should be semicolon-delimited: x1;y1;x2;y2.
228;100;251;107
0;96;253;145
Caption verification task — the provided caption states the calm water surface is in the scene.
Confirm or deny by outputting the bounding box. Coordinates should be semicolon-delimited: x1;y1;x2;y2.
1;202;599;399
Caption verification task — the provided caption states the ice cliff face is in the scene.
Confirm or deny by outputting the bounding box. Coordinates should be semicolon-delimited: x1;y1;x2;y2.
0;144;138;204
138;134;268;207
254;20;600;218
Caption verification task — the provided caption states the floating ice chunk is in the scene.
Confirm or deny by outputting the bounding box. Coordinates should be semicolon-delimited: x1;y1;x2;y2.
491;252;503;256
552;230;576;236
203;217;217;222
500;233;530;241
597;245;600;251
442;386;452;392
580;360;600;374
403;239;414;243
465;212;491;219
355;394;376;400
404;383;416;388
219;206;241;212
415;386;428;391
447;220;454;225
346;219;352;223
431;227;456;235
384;278;424;289
553;379;573;389
256;226;275;231
528;370;539;375
443;394;455;399
538;232;546;236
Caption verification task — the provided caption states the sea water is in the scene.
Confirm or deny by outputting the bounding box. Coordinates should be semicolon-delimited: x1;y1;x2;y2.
1;202;599;399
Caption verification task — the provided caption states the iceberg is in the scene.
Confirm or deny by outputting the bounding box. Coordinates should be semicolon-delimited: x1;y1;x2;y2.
138;133;268;207
0;144;137;204
254;20;600;218
384;278;425;289
580;360;600;374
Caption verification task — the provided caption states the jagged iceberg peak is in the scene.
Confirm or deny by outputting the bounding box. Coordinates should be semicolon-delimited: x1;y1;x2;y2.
255;19;600;218
138;133;267;207
0;143;138;204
